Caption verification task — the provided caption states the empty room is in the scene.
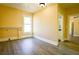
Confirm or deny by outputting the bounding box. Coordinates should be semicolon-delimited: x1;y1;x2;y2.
0;3;79;55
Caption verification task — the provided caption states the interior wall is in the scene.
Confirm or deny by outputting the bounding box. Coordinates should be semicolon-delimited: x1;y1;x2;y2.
0;5;32;41
67;6;79;38
73;18;79;36
67;6;79;16
58;4;68;40
33;4;58;45
58;4;79;41
69;17;79;37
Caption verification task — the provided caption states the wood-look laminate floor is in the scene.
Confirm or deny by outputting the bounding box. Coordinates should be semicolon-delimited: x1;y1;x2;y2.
0;38;79;55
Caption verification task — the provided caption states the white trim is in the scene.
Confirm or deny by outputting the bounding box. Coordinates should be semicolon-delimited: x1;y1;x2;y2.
73;34;79;37
0;38;8;42
34;35;58;46
23;16;32;33
21;35;32;38
0;35;33;42
0;37;18;42
10;37;19;40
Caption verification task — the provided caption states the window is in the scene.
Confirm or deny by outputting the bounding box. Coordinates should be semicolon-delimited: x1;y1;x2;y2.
23;16;32;32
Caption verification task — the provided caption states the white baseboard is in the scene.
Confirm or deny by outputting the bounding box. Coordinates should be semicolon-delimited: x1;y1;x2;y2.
73;35;79;37
0;38;8;42
10;37;19;40
21;35;32;38
0;35;33;42
0;37;18;42
34;35;58;46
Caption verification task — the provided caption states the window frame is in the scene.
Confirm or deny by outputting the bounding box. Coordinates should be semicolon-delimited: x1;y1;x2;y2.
23;16;32;33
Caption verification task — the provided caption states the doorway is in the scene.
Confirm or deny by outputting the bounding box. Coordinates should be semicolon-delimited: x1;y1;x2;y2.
69;16;79;39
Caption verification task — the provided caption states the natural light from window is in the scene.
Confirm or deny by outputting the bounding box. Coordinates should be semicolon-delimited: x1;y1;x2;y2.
24;16;32;32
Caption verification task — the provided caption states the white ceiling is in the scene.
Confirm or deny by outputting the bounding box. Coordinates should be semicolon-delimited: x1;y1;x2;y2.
1;3;47;13
0;3;79;13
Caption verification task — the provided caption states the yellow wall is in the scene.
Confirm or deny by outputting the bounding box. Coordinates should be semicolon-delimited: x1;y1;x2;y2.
73;18;79;36
69;17;79;37
58;5;79;40
0;5;32;41
57;4;79;41
66;6;79;38
66;6;79;16
33;4;58;45
1;3;79;42
58;4;68;40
